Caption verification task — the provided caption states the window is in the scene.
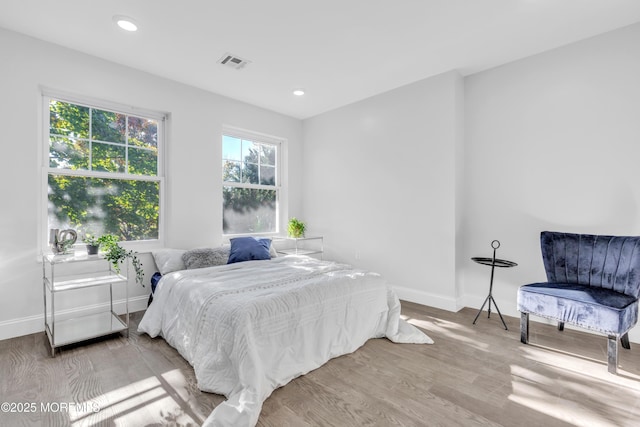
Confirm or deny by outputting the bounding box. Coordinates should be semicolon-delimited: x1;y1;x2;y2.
44;95;164;244
222;130;281;235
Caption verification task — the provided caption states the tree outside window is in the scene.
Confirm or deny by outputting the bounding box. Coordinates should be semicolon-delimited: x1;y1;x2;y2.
222;134;279;234
47;99;162;242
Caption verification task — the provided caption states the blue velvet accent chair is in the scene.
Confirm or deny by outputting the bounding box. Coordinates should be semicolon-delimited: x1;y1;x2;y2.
518;231;640;374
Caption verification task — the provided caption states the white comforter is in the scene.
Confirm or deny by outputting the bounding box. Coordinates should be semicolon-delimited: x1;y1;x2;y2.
138;255;432;426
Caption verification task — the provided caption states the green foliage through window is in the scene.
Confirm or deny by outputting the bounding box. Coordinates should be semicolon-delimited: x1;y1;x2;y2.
222;134;279;234
47;99;161;242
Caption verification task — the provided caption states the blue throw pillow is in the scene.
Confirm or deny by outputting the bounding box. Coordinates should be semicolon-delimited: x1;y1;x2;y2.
227;237;272;264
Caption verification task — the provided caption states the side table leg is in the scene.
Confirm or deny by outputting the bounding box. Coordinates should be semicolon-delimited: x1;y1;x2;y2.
490;295;508;330
473;294;491;325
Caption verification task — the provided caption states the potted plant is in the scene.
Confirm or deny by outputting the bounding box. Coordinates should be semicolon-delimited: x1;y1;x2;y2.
98;234;145;287
82;234;101;255
287;217;306;238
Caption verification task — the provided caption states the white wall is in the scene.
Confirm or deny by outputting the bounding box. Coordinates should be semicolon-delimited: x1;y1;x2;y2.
462;23;640;340
302;71;464;310
302;22;640;343
0;28;303;340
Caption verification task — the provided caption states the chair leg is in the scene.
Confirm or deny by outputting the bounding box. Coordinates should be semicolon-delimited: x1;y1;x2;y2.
608;335;618;375
557;321;564;331
520;312;529;344
621;332;631;350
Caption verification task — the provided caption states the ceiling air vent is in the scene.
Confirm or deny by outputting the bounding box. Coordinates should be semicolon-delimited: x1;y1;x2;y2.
218;53;251;70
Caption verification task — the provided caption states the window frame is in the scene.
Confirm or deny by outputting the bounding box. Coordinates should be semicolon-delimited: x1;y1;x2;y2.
222;126;286;237
39;90;166;252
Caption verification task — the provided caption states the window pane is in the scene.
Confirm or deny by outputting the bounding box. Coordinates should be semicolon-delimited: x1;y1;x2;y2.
242;140;258;163
92;109;126;143
260;145;276;166
46;97;164;244
128;117;158;149
48;174;159;241
223;187;276;234
243;163;259;184
129;147;157;175
222;132;281;236
223;160;241;182
92;142;126;173
222;135;242;161
260;165;275;185
49;137;89;170
49;101;89;139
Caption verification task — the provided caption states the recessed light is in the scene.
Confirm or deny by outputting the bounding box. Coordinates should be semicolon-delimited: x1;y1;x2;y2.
113;15;138;32
293;89;305;96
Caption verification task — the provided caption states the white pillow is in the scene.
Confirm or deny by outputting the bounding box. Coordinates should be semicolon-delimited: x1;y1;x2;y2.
152;248;187;275
269;240;278;258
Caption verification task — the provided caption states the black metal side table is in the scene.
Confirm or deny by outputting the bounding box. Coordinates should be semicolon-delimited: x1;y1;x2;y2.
472;240;517;330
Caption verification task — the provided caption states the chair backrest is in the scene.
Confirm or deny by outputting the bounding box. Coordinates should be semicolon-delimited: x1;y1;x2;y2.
541;231;640;298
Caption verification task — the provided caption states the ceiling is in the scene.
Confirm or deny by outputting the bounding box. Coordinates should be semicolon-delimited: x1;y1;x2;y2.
2;1;640;119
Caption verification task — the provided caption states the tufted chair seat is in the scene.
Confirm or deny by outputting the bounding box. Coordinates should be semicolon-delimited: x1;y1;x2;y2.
518;231;640;374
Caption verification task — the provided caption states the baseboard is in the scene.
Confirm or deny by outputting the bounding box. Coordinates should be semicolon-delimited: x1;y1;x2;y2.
462;294;520;318
0;295;148;341
393;286;460;312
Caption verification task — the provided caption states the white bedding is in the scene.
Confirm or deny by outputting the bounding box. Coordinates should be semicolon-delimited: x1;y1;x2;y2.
138;255;433;426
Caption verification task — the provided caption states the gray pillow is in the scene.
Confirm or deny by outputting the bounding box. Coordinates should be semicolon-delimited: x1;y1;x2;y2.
182;246;231;269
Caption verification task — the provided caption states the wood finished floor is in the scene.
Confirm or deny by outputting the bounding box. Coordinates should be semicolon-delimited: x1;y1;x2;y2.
2;303;640;426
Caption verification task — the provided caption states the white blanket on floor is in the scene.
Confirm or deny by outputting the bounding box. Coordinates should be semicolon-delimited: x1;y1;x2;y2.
138;255;432;426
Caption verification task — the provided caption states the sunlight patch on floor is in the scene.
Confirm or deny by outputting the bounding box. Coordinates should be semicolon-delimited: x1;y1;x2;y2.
509;365;616;426
519;345;640;389
405;316;491;351
71;369;200;426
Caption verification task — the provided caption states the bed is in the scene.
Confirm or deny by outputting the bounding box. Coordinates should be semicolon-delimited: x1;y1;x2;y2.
138;240;433;427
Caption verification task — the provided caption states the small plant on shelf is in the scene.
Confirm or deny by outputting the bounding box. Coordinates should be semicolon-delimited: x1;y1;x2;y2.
82;234;101;255
98;234;145;287
287;217;306;238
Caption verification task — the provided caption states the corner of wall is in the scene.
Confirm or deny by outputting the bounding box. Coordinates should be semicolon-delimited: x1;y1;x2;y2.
453;70;466;303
